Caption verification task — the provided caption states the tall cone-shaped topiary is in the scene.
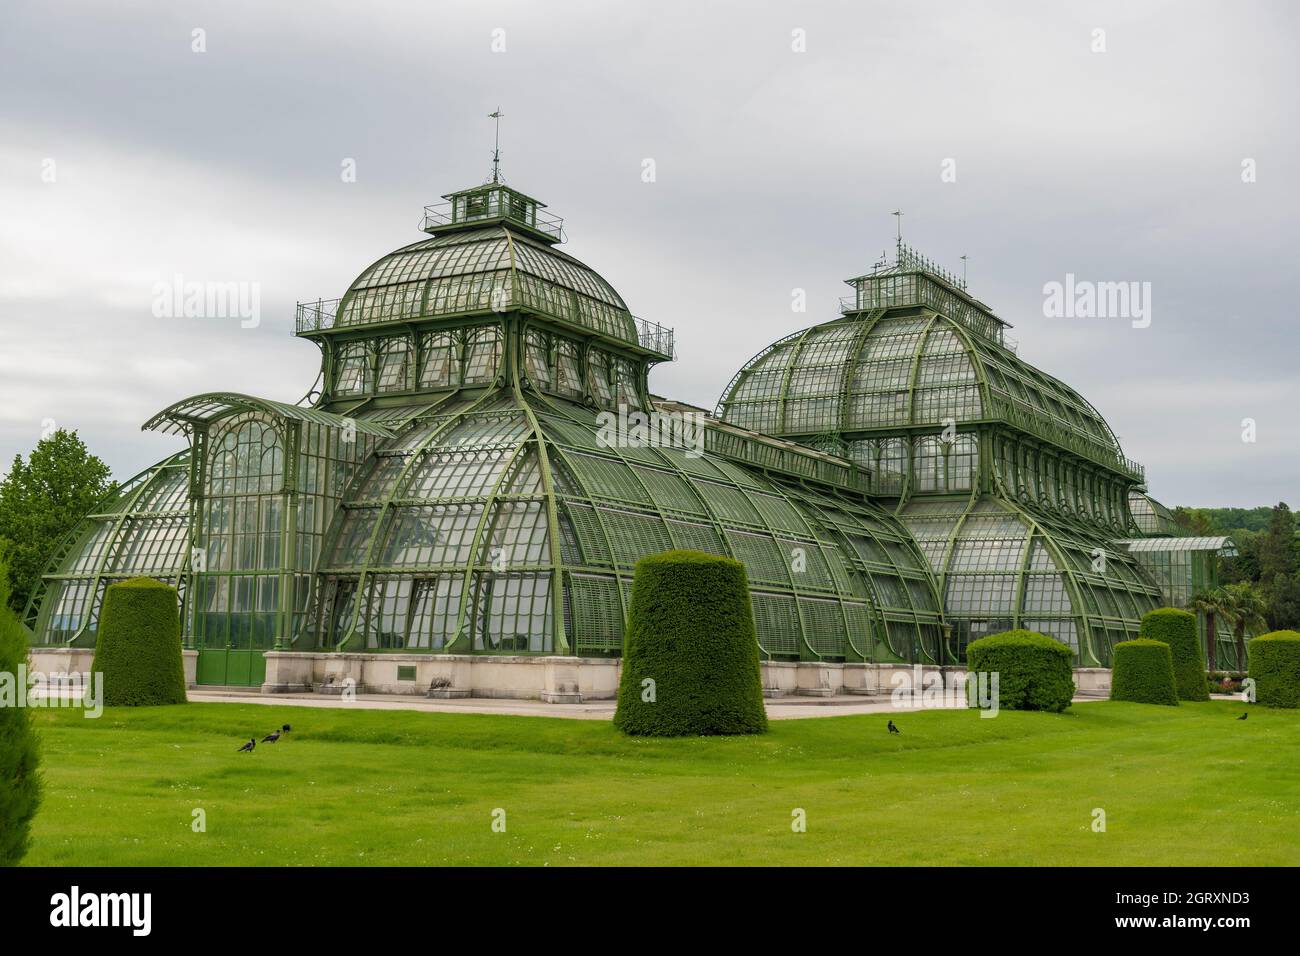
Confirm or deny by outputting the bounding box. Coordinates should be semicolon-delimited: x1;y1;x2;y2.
1110;638;1179;705
0;554;41;866
1139;607;1208;701
92;577;187;707
615;550;767;736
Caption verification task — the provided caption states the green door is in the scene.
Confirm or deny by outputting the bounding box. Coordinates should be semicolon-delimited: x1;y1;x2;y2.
195;594;271;687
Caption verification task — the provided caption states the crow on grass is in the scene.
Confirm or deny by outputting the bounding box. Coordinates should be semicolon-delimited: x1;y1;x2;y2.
887;720;901;735
237;738;255;753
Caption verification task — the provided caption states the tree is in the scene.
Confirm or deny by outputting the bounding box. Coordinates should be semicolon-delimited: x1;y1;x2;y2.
1186;586;1230;673
1266;572;1300;632
0;430;114;615
0;550;42;865
1172;507;1216;536
1258;502;1298;587
1221;581;1269;671
1219;529;1261;585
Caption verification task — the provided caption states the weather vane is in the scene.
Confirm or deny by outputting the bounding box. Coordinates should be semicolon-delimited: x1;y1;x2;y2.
489;109;504;183
892;209;903;256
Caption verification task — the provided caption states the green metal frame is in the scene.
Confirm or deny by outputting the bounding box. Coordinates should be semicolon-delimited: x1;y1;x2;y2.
27;179;1197;671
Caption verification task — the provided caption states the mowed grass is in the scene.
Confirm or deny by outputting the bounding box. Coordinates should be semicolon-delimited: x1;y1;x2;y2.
25;699;1300;866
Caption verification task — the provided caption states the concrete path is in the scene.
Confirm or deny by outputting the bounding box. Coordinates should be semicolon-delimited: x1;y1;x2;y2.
188;687;1116;720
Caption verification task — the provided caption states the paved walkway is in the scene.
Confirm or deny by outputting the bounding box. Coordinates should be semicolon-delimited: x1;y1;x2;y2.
189;687;1116;720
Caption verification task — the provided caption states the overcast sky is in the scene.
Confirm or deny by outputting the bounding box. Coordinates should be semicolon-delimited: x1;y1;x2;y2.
1;0;1296;507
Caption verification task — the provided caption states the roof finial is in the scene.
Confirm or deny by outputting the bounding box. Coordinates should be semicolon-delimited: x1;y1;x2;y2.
960;254;968;289
891;210;903;259
489;109;504;183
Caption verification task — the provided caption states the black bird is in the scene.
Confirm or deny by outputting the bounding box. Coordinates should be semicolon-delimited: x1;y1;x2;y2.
887;720;901;735
237;738;255;753
262;730;281;743
1237;712;1248;721
281;724;291;733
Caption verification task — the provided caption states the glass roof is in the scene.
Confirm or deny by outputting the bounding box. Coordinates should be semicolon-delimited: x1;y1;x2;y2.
143;392;397;439
1114;536;1236;554
309;389;944;661
332;226;640;346
900;494;1164;665
718;311;1139;480
1127;490;1180;536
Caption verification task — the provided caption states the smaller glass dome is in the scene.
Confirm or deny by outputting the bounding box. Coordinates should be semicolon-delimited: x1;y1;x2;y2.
718;313;1127;471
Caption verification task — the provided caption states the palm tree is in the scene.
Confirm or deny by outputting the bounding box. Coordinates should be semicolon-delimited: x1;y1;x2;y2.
1221;581;1268;672
1187;586;1231;673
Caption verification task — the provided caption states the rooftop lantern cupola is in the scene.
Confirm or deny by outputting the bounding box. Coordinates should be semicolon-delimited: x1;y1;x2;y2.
420;183;564;245
419;109;564;245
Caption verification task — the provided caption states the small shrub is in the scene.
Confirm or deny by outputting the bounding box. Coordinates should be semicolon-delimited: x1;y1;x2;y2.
1140;607;1207;701
0;554;41;865
1246;631;1300;709
1110;639;1178;706
965;629;1074;713
91;577;187;707
615;550;767;736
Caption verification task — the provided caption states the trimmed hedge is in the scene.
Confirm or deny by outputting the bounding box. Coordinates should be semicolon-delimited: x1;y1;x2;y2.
1140;607;1208;701
614;550;767;736
1110;639;1179;705
965;630;1074;713
1247;631;1300;708
0;560;41;866
91;577;187;707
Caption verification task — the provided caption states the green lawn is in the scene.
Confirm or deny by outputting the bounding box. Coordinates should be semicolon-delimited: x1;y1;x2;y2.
25;699;1300;866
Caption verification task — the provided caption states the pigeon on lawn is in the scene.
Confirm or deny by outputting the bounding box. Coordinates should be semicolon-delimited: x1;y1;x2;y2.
887;720;901;735
238;738;256;753
262;730;281;743
1237;712;1248;721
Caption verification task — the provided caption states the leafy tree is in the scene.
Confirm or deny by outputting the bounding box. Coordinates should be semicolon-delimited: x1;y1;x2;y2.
1266;572;1300;632
1219;529;1261;585
0;550;42;865
1258;502;1298;586
0;430;114;615
1171;507;1215;535
1186;586;1230;672
1221;581;1269;671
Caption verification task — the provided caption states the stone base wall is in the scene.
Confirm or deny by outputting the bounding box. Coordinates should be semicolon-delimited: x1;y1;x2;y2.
22;646;1115;705
260;654;1111;704
261;652;622;702
28;646;199;687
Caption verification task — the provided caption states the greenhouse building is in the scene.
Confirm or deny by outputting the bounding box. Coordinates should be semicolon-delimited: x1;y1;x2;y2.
23;172;1235;698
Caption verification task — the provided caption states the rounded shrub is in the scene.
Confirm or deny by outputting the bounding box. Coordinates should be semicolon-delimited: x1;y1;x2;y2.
1247;630;1300;709
1139;607;1208;701
614;550;767;736
0;558;41;866
91;577;188;707
1110;639;1179;705
965;629;1075;713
